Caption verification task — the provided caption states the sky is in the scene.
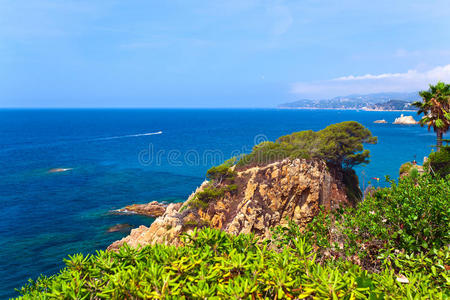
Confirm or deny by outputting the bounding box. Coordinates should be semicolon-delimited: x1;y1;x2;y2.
1;0;450;108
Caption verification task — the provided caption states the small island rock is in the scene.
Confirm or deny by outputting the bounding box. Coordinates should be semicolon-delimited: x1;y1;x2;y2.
393;114;418;125
373;119;387;124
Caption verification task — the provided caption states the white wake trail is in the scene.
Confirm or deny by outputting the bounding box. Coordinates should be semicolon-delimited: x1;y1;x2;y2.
91;131;162;141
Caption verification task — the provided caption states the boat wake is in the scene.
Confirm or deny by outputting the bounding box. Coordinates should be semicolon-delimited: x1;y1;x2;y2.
91;131;162;141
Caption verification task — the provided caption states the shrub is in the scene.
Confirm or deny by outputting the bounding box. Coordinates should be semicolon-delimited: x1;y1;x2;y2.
342;168;362;204
236;141;296;167
271;174;450;271
427;146;450;177
399;162;413;175
327;175;448;255
408;167;419;180
16;228;449;299
368;175;450;252
188;184;237;210
206;157;237;182
195;186;226;203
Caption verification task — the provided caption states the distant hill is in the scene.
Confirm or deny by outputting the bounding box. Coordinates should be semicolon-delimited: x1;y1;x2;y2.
279;92;420;110
369;100;415;111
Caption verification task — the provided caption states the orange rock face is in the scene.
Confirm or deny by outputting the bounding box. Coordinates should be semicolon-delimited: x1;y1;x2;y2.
114;201;167;217
108;159;353;251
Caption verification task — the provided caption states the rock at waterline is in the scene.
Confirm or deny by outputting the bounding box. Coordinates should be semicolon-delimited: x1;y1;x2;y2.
48;168;73;173
393;114;418;125
373;119;387;124
107;224;133;233
114;201;167;217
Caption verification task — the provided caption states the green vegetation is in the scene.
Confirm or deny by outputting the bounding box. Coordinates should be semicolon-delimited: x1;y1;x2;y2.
234;121;375;203
426;146;450;177
16;175;449;299
184;158;239;212
413;81;450;151
399;162;413;175
188;184;237;210
206;157;237;183
342;168;362;204
237;121;377;170
299;175;449;256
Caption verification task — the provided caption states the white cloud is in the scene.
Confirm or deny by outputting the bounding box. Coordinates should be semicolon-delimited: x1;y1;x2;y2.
291;64;450;98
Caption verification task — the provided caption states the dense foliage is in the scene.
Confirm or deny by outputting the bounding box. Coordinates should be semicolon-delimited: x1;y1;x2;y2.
399;162;413;175
206;157;237;183
236;121;377;169
341;168;362;204
413;81;450;150
297;175;449;259
425;146;450;177
16;175;449;299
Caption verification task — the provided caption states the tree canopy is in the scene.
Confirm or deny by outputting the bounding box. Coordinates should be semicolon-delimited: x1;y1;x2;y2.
315;121;377;168
413;81;450;150
237;121;377;169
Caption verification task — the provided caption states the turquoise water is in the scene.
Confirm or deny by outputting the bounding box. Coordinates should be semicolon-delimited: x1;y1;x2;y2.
0;109;439;298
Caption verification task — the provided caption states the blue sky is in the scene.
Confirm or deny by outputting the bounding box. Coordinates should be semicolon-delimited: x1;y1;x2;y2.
1;0;450;108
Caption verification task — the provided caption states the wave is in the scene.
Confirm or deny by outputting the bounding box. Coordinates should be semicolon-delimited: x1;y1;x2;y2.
91;131;162;141
109;209;137;215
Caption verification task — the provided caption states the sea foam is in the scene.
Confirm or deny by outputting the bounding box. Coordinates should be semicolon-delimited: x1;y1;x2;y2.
92;131;162;141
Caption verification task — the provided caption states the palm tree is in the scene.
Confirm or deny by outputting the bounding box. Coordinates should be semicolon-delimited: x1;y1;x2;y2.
413;81;450;151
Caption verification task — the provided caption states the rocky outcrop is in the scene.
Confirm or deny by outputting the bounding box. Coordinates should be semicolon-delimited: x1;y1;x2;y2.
109;202;184;250
393;114;418;125
373;119;387;124
114;201;167;217
108;159;353;250
107;224;133;233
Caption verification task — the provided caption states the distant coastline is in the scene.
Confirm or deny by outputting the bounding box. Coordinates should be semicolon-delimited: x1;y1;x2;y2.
278;107;417;112
279;91;420;112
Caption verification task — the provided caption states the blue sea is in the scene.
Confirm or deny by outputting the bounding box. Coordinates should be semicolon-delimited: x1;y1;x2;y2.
0;109;439;298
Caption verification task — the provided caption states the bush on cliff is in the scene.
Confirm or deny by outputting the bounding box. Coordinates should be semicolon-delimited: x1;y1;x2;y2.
206;157;237;183
426;145;450;177
16;175;449;299
188;184;237;210
237;121;377;170
186;157;239;211
342;168;362;204
399;162;413;175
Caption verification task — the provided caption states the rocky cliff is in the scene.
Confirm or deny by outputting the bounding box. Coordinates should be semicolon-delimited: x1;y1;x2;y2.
108;158;353;250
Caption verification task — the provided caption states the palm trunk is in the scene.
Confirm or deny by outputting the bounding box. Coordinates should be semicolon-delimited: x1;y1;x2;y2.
436;129;443;151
